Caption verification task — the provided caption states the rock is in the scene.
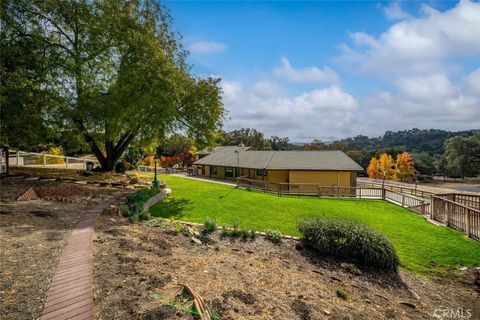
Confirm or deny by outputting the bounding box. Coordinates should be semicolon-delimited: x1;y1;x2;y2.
341;263;363;275
460;266;468;271
323;310;331;315
186;226;199;237
399;302;416;309
365;299;372;304
191;237;202;245
409;290;421;301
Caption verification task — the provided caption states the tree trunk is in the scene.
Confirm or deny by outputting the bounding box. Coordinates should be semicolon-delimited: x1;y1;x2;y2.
98;133;135;172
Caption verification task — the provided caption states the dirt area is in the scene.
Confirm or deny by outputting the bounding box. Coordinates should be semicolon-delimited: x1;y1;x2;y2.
93;210;480;320
0;177;119;320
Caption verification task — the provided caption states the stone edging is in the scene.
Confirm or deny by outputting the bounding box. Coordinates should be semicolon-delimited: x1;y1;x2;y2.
166;219;301;241
143;189;170;212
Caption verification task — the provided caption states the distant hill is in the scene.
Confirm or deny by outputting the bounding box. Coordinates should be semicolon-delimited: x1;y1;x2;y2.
338;128;479;155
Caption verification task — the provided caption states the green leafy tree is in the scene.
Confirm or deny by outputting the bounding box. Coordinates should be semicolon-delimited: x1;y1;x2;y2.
412;152;434;176
1;0;224;171
220;128;271;150
157;133;194;156
444;134;480;178
269;135;291;151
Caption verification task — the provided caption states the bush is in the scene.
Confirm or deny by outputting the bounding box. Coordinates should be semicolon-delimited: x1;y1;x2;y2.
115;160;133;173
297;217;399;272
336;288;349;300
202;218;217;235
122;188;158;222
265;229;283;244
35;147;65;165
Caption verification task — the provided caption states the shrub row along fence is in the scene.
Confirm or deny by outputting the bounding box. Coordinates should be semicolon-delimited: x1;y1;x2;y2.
236;177;429;215
431;194;480;241
237;177;478;241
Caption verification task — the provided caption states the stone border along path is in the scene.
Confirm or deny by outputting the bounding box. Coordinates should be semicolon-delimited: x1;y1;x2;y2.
40;193;125;320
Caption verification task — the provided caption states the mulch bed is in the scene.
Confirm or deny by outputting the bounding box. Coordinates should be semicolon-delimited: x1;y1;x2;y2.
0;177;119;320
93;210;480;320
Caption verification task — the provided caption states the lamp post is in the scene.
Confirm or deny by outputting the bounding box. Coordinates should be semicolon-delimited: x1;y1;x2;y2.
153;155;160;189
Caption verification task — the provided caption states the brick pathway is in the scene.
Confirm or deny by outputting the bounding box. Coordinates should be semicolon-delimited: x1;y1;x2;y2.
40;196;120;320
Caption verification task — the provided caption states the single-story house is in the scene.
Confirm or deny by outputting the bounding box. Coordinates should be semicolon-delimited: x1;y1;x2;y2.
192;146;364;187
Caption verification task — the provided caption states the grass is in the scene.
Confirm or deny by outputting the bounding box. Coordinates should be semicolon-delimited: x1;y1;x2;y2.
150;175;480;275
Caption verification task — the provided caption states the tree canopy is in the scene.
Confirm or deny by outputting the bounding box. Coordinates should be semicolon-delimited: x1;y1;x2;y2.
1;0;224;170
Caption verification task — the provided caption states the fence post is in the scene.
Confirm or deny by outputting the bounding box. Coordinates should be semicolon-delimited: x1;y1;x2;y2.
359;188;362;199
83;159;86;170
446;202;450;226
401;194;405;207
43;153;47;168
430;196;435;219
466;210;471;238
16;150;20;166
65;157;69;169
382;188;386;200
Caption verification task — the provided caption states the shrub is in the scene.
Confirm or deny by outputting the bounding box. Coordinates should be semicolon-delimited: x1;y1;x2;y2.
265;229;283;244
298;217;399;272
115;160;133;173
122;188;158;222
240;227;256;240
35;147;66;165
202;218;217;235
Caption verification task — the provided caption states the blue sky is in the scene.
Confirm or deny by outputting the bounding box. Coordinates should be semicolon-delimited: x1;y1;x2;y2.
165;0;480;142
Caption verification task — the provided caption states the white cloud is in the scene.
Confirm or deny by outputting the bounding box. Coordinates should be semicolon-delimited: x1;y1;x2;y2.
188;41;227;55
222;78;357;141
339;0;480;75
273;57;339;84
383;1;411;20
356;69;480;136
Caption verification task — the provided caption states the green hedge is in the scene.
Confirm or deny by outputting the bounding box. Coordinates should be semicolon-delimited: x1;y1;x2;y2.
298;217;399;272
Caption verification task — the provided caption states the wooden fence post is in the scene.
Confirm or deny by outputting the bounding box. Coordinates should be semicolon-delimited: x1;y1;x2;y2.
466;210;471;238
43;153;47;168
401;194;405;207
65;157;69;169
359;188;362;199
382;188;386;200
16;150;20;166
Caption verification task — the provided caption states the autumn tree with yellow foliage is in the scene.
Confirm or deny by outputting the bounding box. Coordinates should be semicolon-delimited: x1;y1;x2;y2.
396;152;416;182
367;157;381;179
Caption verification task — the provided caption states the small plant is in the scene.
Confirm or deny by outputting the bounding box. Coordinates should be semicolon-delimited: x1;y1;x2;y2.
202;217;217;235
265;229;283;244
336;288;348;300
298;217;399;272
240;227;256;240
173;221;184;234
148;218;167;227
231;219;241;237
118;279;126;289
214;243;220;251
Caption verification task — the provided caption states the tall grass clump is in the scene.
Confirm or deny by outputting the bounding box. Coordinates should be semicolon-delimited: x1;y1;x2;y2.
298;217;399;272
202;218;217;235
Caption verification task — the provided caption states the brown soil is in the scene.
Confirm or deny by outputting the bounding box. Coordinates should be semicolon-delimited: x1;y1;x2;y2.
0;177;119;320
93;211;480;320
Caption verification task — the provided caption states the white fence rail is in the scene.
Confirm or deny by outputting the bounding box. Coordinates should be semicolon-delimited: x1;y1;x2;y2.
8;150;99;170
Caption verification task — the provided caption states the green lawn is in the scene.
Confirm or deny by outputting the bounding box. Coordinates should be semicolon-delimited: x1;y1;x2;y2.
150;175;480;275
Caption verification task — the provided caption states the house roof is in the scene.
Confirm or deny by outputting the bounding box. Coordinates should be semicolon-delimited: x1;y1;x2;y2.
195;145;249;155
194;147;364;171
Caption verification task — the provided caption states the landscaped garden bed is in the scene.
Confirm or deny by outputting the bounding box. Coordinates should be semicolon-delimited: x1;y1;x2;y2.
0;176;120;320
93;209;480;319
150;175;480;275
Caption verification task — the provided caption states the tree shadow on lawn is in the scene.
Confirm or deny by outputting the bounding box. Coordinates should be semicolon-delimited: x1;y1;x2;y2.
150;198;192;219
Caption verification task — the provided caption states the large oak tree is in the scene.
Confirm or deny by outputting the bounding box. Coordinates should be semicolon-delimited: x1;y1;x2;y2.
1;0;224;171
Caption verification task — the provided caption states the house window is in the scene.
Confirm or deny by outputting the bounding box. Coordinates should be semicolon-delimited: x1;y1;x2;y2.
256;169;266;176
225;167;233;178
211;166;217;175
